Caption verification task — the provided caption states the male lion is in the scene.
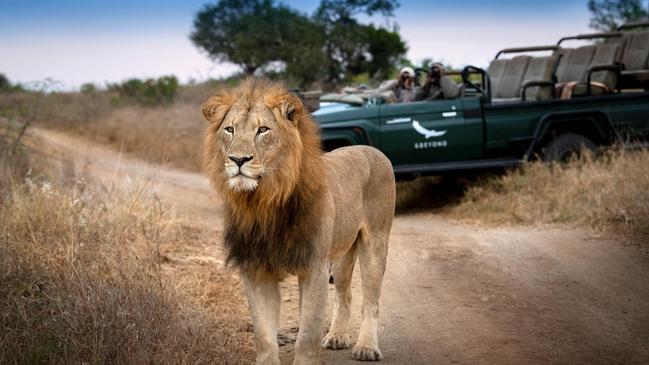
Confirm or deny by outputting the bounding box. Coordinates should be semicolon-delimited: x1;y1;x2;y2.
202;78;395;365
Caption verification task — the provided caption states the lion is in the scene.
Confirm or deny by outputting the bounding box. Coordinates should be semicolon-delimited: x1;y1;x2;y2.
202;78;395;365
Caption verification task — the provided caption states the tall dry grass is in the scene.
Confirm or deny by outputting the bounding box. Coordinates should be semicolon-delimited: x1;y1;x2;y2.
81;103;205;171
0;125;253;364
0;181;253;364
0;84;215;172
451;150;649;239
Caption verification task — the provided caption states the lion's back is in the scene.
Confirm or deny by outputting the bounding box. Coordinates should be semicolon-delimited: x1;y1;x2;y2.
324;145;395;211
324;145;393;184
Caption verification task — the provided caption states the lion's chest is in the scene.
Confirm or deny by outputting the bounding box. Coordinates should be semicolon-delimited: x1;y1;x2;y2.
223;199;318;278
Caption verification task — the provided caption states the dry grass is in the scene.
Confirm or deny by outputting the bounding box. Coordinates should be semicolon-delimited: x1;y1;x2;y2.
0;84;215;172
81;103;206;171
0;120;31;192
450;150;649;239
67;84;215;171
0;128;254;364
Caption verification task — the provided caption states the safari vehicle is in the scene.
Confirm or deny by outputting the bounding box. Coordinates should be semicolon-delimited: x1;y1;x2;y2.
310;20;649;179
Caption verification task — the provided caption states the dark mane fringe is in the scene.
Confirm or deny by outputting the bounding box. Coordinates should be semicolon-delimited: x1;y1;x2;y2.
223;178;323;279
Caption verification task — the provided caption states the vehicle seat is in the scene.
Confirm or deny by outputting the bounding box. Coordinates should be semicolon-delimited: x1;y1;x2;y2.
560;44;621;98
457;83;466;98
553;48;573;78
493;55;531;99
618;31;649;89
487;58;509;96
520;56;558;101
557;46;596;82
555;45;595;98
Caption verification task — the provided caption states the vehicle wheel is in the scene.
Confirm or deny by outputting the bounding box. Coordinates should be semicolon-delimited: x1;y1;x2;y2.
541;133;596;162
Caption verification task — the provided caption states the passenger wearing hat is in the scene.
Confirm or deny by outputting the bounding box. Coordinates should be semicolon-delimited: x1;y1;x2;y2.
415;63;460;101
377;66;417;103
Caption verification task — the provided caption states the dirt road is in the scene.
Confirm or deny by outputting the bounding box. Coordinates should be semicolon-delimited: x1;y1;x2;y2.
32;128;649;364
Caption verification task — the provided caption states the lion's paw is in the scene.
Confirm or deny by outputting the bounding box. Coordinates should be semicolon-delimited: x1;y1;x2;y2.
352;344;383;361
321;333;352;350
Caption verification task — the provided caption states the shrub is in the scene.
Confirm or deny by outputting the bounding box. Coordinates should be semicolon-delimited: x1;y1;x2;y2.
109;76;179;106
80;82;97;94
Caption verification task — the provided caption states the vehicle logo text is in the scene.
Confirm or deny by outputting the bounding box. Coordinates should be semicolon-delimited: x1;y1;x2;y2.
414;140;448;149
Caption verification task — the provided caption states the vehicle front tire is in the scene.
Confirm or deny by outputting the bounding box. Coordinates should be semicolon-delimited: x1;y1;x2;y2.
541;133;596;162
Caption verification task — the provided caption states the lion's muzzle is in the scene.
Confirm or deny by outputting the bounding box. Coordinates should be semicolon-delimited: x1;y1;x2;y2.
225;157;262;192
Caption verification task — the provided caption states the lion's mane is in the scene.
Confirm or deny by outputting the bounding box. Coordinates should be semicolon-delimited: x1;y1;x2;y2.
203;78;325;279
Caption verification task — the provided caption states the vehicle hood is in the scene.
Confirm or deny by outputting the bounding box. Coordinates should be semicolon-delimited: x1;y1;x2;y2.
312;102;359;117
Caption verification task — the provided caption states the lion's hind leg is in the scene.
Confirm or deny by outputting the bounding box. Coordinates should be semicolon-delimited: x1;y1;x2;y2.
322;243;358;350
353;226;389;361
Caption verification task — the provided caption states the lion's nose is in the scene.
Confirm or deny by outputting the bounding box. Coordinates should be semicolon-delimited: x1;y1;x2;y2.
229;155;253;167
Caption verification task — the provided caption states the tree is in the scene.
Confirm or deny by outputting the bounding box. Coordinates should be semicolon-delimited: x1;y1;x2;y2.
191;0;308;74
364;25;407;79
0;74;10;91
588;0;648;32
315;0;399;23
314;0;406;85
276;10;328;86
191;0;406;86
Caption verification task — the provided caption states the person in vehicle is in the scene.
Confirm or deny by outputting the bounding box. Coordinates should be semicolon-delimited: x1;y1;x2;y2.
377;66;416;103
415;63;460;101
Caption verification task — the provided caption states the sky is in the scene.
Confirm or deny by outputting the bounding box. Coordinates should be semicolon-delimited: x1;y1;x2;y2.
0;0;592;90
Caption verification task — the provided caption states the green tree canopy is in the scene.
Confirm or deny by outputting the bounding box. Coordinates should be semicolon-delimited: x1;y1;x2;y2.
588;0;648;31
191;0;407;87
0;74;10;91
314;0;405;86
190;0;300;74
314;0;399;23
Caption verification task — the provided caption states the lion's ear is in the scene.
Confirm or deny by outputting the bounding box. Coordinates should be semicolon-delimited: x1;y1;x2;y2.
201;93;235;127
282;93;304;123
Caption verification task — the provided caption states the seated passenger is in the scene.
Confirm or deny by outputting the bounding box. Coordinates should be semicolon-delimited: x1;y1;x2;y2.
415;63;460;101
377;66;416;103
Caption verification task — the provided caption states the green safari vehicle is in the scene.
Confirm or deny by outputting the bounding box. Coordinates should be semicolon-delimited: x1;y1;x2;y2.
311;21;649;179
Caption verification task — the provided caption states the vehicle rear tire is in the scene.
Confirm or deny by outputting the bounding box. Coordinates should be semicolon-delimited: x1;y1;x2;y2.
541;133;596;162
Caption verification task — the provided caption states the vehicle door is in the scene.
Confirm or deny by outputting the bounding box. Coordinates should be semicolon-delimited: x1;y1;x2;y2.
378;98;480;166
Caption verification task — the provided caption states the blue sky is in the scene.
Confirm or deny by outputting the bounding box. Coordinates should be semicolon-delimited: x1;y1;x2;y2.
0;0;591;90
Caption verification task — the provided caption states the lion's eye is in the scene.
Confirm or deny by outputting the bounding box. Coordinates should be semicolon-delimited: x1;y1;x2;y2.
257;126;270;134
224;126;234;133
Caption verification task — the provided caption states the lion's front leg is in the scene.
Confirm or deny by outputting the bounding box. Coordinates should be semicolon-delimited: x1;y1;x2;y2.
242;274;281;365
293;262;329;365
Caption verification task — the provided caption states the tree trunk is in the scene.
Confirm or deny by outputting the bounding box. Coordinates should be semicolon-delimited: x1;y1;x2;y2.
243;64;258;75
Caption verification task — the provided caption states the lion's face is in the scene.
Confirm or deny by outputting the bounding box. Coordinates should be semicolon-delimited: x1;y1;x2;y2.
218;101;299;192
202;79;307;200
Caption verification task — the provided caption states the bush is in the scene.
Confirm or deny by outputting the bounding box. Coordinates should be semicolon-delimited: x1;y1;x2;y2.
80;82;97;94
109;76;179;106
